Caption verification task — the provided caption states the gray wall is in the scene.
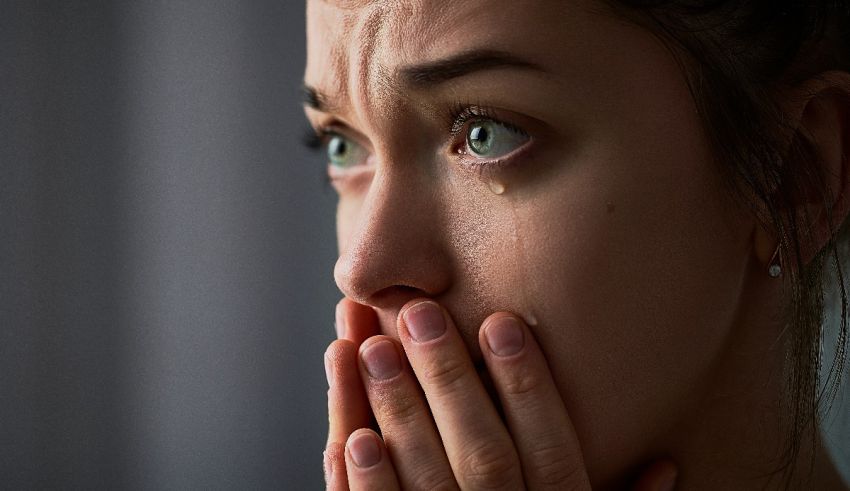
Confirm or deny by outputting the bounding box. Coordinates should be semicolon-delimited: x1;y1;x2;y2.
2;2;336;489
1;2;847;490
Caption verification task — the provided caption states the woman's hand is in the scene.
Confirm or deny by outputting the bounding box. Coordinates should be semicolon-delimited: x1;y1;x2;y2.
323;298;678;490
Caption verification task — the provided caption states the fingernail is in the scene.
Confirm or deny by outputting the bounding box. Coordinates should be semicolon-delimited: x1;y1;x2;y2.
485;317;525;357
361;340;402;380
349;432;381;468
403;301;446;342
335;302;346;339
324;352;333;387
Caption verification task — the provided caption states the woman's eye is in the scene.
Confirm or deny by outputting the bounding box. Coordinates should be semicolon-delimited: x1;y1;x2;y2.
327;134;368;169
465;121;529;159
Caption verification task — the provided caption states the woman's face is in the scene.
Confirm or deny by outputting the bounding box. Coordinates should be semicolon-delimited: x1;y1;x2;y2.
305;0;756;480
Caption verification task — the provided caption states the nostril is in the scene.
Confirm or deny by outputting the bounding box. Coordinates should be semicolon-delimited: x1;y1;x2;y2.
367;285;429;311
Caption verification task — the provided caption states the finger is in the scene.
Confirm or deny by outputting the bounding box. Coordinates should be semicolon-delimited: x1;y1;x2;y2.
358;335;459;490
630;458;677;491
398;300;524;490
344;428;401;491
324;442;349;491
337;297;380;345
326;339;372;446
479;313;592;490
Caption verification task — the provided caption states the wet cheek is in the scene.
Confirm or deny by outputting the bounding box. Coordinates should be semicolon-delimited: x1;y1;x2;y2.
443;191;515;339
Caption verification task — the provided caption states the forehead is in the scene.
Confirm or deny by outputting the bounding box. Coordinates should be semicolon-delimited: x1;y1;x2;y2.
304;0;597;109
305;0;453;72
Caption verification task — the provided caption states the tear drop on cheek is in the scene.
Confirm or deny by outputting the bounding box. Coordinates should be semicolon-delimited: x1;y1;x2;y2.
488;180;506;195
501;190;537;331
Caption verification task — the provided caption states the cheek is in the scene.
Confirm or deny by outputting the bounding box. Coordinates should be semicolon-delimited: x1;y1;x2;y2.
516;144;749;479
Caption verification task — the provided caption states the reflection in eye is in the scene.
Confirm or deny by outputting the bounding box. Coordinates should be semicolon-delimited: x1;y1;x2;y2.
327;133;368;169
466;120;529;159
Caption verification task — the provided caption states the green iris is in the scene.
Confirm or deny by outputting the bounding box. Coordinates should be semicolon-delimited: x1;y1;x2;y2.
327;134;366;169
466;121;529;159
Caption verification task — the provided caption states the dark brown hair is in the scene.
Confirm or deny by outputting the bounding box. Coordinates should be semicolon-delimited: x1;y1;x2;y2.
607;0;850;485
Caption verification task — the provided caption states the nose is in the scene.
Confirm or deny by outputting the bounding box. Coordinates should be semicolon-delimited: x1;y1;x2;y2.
333;168;452;310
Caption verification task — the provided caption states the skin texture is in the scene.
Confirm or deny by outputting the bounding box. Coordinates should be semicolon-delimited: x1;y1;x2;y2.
304;0;850;488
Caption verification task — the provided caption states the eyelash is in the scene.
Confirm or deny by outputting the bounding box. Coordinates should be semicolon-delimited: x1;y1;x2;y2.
302;127;324;151
302;127;334;188
446;102;525;137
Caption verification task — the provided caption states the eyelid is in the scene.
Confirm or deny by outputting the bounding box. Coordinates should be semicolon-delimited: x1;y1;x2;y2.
315;124;369;150
447;103;526;135
308;113;374;152
449;104;494;135
448;107;531;158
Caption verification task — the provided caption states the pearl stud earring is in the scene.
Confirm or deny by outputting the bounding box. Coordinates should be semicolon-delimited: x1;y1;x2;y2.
768;244;782;278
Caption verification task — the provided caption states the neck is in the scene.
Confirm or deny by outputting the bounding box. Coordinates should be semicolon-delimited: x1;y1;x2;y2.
660;266;848;490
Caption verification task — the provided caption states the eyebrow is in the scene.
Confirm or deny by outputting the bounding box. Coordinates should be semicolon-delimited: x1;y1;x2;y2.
399;48;546;87
302;85;332;112
302;49;545;112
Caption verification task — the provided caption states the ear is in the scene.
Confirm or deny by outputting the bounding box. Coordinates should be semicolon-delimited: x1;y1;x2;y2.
775;71;850;266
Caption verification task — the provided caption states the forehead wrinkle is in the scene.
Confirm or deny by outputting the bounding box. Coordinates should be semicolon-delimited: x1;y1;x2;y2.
305;0;353;109
327;40;349;102
377;0;456;68
353;6;384;92
310;0;455;128
347;6;406;133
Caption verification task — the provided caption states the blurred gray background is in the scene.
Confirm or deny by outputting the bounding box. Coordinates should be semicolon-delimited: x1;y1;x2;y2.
0;1;847;490
2;1;337;489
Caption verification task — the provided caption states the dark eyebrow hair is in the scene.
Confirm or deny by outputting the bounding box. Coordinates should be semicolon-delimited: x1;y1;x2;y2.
302;85;329;111
399;49;545;87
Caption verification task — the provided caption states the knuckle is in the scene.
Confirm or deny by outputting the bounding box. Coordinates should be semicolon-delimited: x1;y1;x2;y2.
376;390;421;427
501;369;544;398
325;441;345;463
527;442;586;487
420;356;469;391
408;467;459;491
458;440;519;489
325;338;351;360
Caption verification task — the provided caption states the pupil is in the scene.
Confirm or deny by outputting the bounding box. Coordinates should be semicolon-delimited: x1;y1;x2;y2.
331;137;347;157
468;124;493;155
470;125;489;146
